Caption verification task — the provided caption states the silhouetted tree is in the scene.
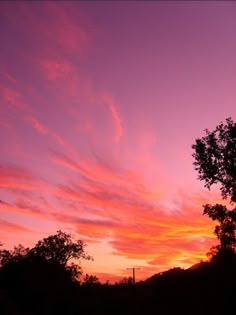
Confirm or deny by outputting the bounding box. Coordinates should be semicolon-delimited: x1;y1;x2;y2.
192;118;236;256
29;230;92;265
82;274;100;287
204;204;236;251
0;230;93;286
192;117;236;202
66;261;82;282
117;276;133;286
0;244;29;266
0;231;93;314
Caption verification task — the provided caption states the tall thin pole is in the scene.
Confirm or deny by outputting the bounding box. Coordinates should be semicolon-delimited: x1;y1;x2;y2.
127;267;140;285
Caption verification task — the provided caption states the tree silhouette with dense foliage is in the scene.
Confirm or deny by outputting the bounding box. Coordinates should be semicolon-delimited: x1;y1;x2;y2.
28;230;92;281
0;230;93;314
83;273;100;285
192;117;236;257
29;230;92;265
0;230;92;281
0;244;30;267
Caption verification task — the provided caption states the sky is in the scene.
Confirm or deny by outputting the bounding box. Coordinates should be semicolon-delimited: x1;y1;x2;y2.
0;1;236;283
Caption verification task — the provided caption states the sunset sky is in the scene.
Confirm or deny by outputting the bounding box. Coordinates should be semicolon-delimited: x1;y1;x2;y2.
1;1;236;283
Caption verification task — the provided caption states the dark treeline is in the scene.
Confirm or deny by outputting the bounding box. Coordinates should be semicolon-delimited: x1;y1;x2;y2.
1;118;236;314
0;246;236;315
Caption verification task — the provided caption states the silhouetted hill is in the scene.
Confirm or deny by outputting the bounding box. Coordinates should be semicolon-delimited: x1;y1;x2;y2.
187;261;209;270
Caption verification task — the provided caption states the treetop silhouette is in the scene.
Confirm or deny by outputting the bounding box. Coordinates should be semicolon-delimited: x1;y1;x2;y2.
0;230;92;283
192;117;236;203
29;230;92;266
192;118;236;256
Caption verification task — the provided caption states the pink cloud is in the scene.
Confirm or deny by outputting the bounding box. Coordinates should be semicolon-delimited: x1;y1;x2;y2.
0;66;17;84
0;164;35;184
25;116;48;135
51;151;149;198
0;218;32;233
39;60;73;81
3;2;90;57
103;94;123;143
43;2;90;55
0;164;50;195
23;115;67;148
0;86;28;112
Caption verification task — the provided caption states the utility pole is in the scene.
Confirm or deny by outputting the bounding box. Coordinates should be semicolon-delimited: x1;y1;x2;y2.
127;267;140;285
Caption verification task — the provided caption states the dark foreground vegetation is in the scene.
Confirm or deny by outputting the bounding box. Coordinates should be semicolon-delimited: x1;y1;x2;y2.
1;117;236;314
0;249;235;315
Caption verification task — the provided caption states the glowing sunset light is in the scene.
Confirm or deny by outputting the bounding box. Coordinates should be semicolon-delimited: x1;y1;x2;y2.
1;1;236;283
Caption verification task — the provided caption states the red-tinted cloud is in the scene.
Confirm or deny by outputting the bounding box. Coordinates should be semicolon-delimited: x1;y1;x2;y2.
0;164;41;191
0;218;32;234
0;155;217;273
